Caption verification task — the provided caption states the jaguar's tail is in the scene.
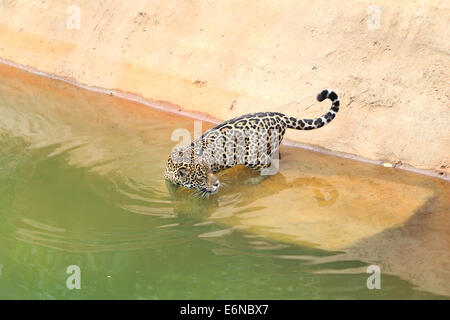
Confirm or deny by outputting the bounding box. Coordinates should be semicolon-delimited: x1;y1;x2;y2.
285;89;340;130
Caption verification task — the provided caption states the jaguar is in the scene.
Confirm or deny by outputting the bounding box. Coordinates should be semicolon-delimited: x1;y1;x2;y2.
164;89;340;195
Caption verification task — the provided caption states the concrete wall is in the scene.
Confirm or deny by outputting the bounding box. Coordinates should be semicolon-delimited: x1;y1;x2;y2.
0;0;448;174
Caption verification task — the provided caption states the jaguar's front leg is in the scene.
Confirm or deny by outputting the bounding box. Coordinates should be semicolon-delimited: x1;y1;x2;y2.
244;162;274;186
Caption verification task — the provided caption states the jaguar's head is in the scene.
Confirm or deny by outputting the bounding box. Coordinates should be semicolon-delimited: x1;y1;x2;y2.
164;150;220;194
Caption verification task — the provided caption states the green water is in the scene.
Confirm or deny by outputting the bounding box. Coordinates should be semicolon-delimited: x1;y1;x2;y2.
0;65;448;299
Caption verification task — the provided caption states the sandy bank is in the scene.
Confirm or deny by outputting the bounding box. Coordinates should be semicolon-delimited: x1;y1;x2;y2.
0;0;448;175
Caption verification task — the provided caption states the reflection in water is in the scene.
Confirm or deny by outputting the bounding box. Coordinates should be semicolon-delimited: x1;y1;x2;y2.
162;170;340;234
0;64;449;298
224;171;339;208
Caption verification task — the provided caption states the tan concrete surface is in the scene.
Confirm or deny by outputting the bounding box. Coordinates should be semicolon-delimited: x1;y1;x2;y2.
0;0;449;173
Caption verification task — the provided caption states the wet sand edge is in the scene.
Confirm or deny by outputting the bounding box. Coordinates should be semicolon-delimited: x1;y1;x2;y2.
1;57;447;182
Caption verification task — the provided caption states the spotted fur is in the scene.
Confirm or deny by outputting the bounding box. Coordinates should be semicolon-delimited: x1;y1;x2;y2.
164;89;340;194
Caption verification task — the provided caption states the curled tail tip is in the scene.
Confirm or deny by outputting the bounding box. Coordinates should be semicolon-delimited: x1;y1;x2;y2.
317;89;338;102
316;89;329;102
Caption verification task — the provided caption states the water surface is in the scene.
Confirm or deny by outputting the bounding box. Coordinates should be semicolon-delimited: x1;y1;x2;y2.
0;64;448;299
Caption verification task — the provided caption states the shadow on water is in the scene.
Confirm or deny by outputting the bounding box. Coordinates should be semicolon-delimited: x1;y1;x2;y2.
0;63;448;299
